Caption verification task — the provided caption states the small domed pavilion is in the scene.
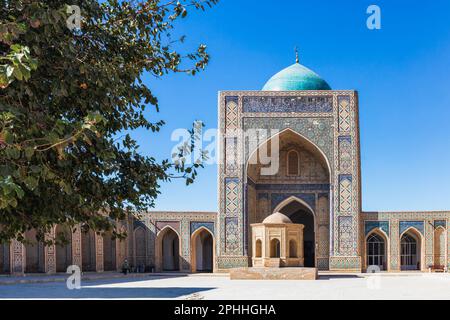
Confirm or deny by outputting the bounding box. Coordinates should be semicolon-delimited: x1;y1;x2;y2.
251;212;304;268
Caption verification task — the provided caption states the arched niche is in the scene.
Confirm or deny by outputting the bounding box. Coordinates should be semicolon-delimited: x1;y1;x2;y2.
55;225;73;273
190;227;214;273
155;226;181;272
81;228;96;272
103;230;116;272
400;228;423;271
365;229;389;271
24;229;45;273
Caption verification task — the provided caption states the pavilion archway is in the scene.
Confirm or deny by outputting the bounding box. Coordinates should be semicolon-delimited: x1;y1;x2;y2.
245;128;331;269
190;227;214;273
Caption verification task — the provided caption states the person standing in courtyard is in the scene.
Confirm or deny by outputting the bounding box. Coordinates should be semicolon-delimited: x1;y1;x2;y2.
122;259;129;275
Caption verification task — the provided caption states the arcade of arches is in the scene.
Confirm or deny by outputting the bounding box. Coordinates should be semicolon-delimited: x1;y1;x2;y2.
0;212;218;275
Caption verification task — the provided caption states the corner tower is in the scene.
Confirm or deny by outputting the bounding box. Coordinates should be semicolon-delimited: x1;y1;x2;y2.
217;57;362;272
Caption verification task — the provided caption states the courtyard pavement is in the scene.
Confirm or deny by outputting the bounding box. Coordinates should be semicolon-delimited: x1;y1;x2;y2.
0;272;449;299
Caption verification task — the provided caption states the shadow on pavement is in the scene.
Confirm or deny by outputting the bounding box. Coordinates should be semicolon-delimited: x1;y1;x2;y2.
0;275;216;299
0;283;215;299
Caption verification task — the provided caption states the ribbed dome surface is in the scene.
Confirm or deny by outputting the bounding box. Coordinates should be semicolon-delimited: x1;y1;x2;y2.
262;62;331;91
262;212;292;224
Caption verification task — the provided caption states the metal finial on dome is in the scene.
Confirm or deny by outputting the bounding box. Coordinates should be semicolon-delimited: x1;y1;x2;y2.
295;46;299;64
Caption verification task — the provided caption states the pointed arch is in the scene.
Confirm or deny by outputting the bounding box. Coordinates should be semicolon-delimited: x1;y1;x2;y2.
245;128;332;183
400;227;424;271
133;226;147;269
81;228;96;272
400;226;424;240
190;227;215;273
156;225;181;238
24;229;45;273
272;195;316;218
155;226;181;272
365;228;389;271
103;230;116;271
55;225;73;273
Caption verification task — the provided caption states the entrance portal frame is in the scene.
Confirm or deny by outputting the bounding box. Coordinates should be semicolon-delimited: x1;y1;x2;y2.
218;90;362;272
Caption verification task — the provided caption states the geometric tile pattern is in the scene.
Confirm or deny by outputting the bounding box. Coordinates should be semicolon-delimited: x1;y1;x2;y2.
224;217;240;254
270;193;316;213
389;219;400;270
318;225;330;258
190;222;215;235
338;96;351;132
155;221;180;234
242;117;334;170
339;175;352;213
329;256;361;271
225;98;238;129
242;96;333;113
365;221;390;236
399;221;424;236
338;136;352;172
225;178;240;217
225;137;238;174
338;216;354;255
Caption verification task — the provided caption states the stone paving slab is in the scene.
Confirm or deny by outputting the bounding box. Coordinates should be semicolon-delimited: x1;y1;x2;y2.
0;273;449;299
1;270;445;285
0;272;227;285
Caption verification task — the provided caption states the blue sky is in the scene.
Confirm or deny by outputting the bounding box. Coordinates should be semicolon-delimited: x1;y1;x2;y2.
136;0;450;212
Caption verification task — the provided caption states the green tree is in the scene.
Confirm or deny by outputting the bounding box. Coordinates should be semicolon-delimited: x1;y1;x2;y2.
0;0;216;243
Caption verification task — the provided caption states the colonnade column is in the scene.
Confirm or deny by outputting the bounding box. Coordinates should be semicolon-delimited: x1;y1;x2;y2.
11;239;24;275
72;225;82;269
95;233;104;272
45;228;56;274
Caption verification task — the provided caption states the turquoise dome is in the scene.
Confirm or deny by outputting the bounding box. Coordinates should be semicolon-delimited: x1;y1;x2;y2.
262;62;331;91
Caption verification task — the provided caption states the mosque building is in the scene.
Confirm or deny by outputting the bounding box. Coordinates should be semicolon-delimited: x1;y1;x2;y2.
1;56;449;275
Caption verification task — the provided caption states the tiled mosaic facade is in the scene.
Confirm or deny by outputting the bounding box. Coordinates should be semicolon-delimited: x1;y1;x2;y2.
217;90;362;271
215;90;449;272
